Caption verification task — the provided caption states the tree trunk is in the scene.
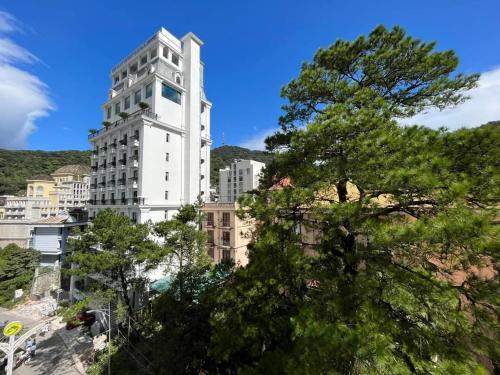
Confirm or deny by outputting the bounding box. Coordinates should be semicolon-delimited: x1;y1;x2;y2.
118;267;133;317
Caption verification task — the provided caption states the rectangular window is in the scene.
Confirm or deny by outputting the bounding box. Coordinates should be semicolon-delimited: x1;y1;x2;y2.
201;103;205;113
207;230;214;244
222;249;231;261
162;47;169;59
134;90;141;105
130;63;137;74
222;212;230;227
166;133;170;142
164;191;168;200
140;55;147;65
161;83;181;104
114;76;119;84
106;107;111;119
207;212;214;226
171;53;179;66
115;102;120;115
145;83;153;98
165;172;169;181
58;240;62;249
222;231;230;246
124;96;130;110
150;48;157;59
164;210;168;220
165;153;169;161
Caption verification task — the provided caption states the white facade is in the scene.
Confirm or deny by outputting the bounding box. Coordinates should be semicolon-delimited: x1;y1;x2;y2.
88;28;211;224
219;159;265;203
0;195;58;220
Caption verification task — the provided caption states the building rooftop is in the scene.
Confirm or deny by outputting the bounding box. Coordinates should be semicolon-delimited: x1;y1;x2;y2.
33;215;79;225
52;164;91;176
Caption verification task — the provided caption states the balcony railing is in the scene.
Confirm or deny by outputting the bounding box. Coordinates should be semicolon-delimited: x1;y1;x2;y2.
118;178;126;185
88;108;159;139
119;139;128;146
108;162;116;167
108;180;116;186
98;182;106;187
133;197;145;205
91;165;98;171
92;150;99;156
100;146;108;152
128;177;138;182
90;183;97;189
99;164;107;170
119;159;127;165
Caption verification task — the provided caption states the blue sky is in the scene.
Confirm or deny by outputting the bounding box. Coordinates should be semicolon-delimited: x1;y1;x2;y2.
0;0;499;151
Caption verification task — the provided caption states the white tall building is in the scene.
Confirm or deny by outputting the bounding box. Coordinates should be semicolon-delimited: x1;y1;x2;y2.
88;28;211;223
219;160;265;203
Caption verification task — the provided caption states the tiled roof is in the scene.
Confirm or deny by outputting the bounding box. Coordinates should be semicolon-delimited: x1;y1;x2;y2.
33;215;72;224
52;164;91;175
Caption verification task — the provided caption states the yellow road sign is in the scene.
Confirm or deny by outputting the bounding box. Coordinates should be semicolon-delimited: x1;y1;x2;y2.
3;321;23;337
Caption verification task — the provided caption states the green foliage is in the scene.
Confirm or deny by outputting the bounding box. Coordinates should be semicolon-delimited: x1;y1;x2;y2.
66;209;156;315
0;244;40;307
0;149;91;195
210;25;497;374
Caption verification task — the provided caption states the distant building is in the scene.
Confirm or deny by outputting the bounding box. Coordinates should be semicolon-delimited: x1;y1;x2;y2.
0;165;90;222
218;159;265;203
0;219;32;248
201;202;253;266
32;213;88;266
87;27;211;224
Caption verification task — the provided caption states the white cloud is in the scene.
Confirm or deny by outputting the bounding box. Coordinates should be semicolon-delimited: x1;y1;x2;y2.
403;66;500;130
239;128;277;150
0;11;53;149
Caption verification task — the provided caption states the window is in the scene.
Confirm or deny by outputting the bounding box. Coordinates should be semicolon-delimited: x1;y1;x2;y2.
121;70;127;79
165;153;169;162
166;133;170;142
165;172;169;181
207;230;214;244
247;168;250;175
162;47;169;59
171;53;179;66
124;96;130;110
134;90;141;105
145;83;153;98
106;107;111;119
59;228;63;235
114;76;119;84
222;212;230;227
222;249;231;261
161;83;181;104
115;102;120;115
150;48;157;59
222;231;230;246
164;210;169;220
130;63;138;74
207;212;214;226
176;76;181;85
58;240;62;249
140;55;147;65
164;191;168;200
201;103;205;113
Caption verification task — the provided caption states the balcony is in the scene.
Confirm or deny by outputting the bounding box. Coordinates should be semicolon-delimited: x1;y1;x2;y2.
109;199;116;205
100;199;106;205
99;164;107;170
121;198;128;204
88;108;159;139
100;146;108;152
118;178;126;186
132;197;145;205
88;200;96;205
108;161;116;169
91;165;98;172
98;182;106;188
108;179;116;187
92;149;99;156
119;139;128;146
129;157;139;167
90;183;97;190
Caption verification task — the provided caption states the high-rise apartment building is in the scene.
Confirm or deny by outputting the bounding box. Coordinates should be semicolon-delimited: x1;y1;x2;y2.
88;28;211;223
219;160;265;203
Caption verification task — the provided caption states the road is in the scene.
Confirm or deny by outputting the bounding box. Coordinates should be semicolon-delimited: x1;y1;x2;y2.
0;308;85;375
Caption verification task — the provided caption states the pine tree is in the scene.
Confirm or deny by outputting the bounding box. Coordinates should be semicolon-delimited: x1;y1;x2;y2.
210;26;498;374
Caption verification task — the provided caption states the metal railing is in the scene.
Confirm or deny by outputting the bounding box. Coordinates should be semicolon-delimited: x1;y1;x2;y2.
89;109;158;139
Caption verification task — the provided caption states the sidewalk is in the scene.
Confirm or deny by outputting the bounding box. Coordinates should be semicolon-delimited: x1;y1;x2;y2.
52;319;92;375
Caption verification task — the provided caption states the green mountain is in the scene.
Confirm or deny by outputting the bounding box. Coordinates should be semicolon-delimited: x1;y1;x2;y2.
0;146;273;195
0;150;92;195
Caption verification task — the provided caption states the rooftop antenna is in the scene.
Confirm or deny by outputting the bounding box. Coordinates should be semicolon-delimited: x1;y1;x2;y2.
221;132;225;146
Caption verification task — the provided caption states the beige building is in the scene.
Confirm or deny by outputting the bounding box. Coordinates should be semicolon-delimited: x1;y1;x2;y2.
201;202;253;266
0;220;32;248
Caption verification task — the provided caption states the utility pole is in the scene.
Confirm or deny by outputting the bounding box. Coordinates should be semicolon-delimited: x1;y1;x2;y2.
108;300;111;375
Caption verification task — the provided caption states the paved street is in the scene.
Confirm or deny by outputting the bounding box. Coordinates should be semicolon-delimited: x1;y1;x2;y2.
0;307;88;375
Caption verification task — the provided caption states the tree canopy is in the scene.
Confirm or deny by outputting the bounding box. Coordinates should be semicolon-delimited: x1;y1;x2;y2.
210;25;498;374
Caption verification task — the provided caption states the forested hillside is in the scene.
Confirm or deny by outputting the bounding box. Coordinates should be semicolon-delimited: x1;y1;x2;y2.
0;150;91;195
0;146;274;195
